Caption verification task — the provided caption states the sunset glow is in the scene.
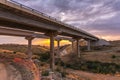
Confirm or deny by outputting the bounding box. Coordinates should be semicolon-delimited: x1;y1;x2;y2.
33;39;71;46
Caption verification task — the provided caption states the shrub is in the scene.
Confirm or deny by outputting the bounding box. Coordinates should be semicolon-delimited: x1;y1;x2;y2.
40;62;46;66
112;55;116;59
39;52;50;62
3;51;6;53
93;46;103;51
55;67;61;72
65;61;120;74
61;71;67;77
13;51;17;54
80;46;87;51
60;61;65;66
41;70;49;76
116;50;120;53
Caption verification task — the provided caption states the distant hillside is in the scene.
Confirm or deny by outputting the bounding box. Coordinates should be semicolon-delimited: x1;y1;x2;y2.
0;44;49;54
110;40;120;46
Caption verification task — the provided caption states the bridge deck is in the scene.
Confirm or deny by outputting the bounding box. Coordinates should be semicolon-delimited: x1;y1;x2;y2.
0;0;98;41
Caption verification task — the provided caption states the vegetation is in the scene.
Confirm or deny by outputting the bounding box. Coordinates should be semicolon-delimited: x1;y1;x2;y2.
55;66;68;77
61;71;67;77
63;61;120;74
1;41;120;79
41;70;49;76
116;50;120;53
111;55;116;59
38;51;50;62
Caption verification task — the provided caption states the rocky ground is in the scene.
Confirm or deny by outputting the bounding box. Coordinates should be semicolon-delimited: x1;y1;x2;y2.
0;52;40;80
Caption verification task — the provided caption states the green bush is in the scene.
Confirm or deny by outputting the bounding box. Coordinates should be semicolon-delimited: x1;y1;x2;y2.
93;46;103;51
55;67;61;72
61;71;67;77
13;51;17;54
65;61;120;74
116;50;120;53
41;70;49;76
55;66;67;77
112;55;116;59
60;61;65;66
80;46;87;51
55;59;65;66
39;52;50;62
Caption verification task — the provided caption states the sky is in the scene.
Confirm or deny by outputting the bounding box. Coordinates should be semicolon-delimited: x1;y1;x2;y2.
0;0;120;45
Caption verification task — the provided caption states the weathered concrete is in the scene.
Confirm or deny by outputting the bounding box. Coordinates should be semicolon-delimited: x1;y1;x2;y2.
87;40;91;51
25;36;34;59
69;40;75;53
76;39;80;58
49;32;55;72
56;39;62;58
0;27;74;41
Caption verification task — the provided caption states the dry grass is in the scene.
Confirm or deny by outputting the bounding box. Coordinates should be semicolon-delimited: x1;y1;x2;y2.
0;44;49;54
62;41;120;64
60;40;120;80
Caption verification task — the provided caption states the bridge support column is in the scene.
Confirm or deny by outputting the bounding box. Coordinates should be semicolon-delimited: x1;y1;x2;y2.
50;33;55;72
76;39;80;58
45;32;58;72
56;39;61;58
72;41;74;52
25;36;34;59
87;40;91;51
69;40;75;53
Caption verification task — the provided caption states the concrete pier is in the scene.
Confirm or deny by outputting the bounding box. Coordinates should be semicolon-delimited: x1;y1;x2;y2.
87;40;91;51
69;40;75;53
49;33;55;72
56;39;61;58
25;36;34;59
76;39;80;58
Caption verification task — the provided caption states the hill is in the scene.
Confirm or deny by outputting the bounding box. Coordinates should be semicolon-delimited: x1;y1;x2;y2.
55;40;120;80
0;44;49;54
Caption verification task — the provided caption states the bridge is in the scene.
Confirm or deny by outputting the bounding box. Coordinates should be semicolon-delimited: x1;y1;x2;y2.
0;0;99;72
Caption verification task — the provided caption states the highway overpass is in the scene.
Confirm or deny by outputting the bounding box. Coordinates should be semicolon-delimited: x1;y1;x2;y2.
0;0;99;71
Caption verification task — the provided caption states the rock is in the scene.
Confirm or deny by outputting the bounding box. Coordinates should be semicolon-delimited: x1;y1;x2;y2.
0;53;40;80
0;63;22;80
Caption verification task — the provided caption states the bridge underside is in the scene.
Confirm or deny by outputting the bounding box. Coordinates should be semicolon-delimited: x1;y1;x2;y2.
0;0;98;40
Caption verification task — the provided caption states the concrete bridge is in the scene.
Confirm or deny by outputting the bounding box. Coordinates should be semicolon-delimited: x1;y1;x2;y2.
0;0;99;72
